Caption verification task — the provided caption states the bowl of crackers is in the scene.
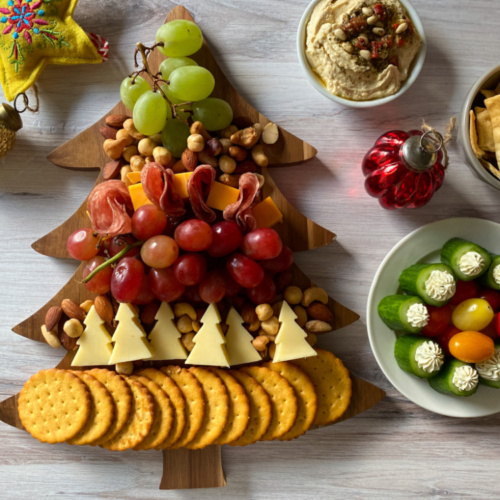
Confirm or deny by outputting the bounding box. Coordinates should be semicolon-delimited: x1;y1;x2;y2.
460;64;500;188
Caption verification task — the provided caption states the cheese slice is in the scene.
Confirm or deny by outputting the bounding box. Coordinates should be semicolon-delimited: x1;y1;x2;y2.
273;301;317;363
173;172;193;199
127;171;142;184
206;181;240;211
148;302;188;360
252;196;283;228
108;303;154;364
225;307;261;366
72;306;113;367
185;303;230;367
128;183;152;211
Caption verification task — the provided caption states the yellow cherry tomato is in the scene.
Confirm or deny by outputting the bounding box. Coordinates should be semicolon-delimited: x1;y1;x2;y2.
451;298;494;331
449;330;495;363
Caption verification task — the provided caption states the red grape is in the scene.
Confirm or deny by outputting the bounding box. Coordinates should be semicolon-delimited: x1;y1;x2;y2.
247;274;276;304
223;269;242;297
67;228;100;261
173;253;207;286
207;220;243;258
183;285;203;304
133;271;156;305
111;257;145;303
82;256;113;294
132;205;168;240
140;235;179;268
241;228;282;260
174;219;213;252
108;235;140;258
199;269;227;303
226;253;264;288
150;267;185;302
258;246;293;274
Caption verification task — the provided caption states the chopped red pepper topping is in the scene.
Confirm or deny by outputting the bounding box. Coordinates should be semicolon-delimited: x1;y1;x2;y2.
373;3;387;21
343;15;367;36
354;37;368;49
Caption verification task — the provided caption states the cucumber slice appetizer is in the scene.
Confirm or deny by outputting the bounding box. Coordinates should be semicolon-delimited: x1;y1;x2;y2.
440;238;491;281
394;335;443;379
476;346;500;389
428;359;479;396
378;295;428;333
399;263;456;307
478;255;500;291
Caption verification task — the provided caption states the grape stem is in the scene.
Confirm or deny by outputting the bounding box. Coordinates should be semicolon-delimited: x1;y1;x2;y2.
132;42;192;123
81;241;143;284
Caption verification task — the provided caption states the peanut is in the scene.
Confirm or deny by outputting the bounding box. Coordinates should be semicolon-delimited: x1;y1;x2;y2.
181;333;196;352
252;335;269;352
261;316;279;336
247;320;261;332
116;361;134;375
120;165;132;186
177;315;194;333
130;155;145;172
153;146;172;166
122;145;139;162
284;286;303;305
255;304;273;322
138;137;157;157
115;129;135;146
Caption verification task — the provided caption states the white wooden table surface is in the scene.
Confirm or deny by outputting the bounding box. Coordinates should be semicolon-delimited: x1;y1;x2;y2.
1;0;499;498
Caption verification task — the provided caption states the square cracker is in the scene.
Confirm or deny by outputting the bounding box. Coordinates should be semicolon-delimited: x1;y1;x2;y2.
469;110;485;159
475;107;495;152
484;94;500;164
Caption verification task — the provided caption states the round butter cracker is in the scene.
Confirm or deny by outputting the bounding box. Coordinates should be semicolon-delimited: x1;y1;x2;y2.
87;368;133;446
240;365;297;441
100;377;154;451
18;369;91;444
264;361;317;441
131;376;173;450
183;367;229;450
292;348;352;426
210;368;250;445
135;368;186;449
161;366;205;449
229;370;272;446
67;371;115;446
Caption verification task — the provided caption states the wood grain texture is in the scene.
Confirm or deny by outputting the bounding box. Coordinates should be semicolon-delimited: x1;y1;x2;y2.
3;0;500;498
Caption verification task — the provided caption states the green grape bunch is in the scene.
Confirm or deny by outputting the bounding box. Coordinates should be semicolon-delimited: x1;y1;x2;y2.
118;19;233;158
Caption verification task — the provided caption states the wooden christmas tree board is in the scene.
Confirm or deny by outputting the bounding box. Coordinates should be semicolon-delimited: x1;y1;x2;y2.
0;5;385;491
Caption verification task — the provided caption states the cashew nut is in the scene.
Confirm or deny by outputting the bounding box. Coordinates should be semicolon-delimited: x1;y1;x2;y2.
79;300;94;313
41;325;61;349
305;320;332;334
252;335;269;352
123;118;145;140
174;302;197;321
181;333;196;352
301;287;329;307
293;305;308;327
261;316;279;336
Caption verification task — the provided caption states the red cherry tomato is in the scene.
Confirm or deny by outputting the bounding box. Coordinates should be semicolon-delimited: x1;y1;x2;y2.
450;280;478;305
479;288;500;312
495;312;500;337
421;304;452;337
481;321;498;340
436;326;461;357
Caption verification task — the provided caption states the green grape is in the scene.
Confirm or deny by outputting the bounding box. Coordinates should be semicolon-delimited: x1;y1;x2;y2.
161;84;192;120
193;98;233;131
160;57;198;80
162;119;190;158
133;91;169;136
168;66;215;102
120;76;151;111
156;20;203;57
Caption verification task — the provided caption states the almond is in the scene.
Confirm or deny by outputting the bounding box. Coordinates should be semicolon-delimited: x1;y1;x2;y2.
307;302;335;323
59;330;77;351
105;114;129;129
103;159;123;180
241;302;258;325
61;299;86;322
94;295;114;324
45;306;62;332
181;148;198;171
100;126;117;140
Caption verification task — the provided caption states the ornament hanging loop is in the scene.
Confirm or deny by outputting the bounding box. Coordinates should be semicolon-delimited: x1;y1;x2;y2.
14;84;39;114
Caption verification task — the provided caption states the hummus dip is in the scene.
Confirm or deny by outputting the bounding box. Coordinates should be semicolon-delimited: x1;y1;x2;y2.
305;0;422;101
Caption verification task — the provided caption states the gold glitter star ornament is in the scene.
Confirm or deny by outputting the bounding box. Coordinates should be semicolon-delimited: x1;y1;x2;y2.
0;0;102;101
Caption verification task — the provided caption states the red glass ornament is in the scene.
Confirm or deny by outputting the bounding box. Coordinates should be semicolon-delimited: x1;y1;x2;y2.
362;129;445;209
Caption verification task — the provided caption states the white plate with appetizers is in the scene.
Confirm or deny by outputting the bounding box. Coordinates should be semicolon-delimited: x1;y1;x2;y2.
367;217;500;417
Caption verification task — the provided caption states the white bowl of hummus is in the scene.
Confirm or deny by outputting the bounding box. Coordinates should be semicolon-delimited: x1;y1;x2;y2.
297;0;426;107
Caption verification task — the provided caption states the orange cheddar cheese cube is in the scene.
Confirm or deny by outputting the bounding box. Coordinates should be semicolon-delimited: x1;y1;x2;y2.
173;172;193;199
206;181;240;211
252;197;283;228
127;171;142;185
128;183;152;211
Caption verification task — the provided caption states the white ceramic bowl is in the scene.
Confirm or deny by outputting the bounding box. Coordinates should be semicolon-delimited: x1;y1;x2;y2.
367;217;500;418
297;0;426;108
458;64;500;191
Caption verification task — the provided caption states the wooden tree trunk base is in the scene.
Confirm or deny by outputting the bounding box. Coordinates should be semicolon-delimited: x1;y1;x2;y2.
160;446;226;490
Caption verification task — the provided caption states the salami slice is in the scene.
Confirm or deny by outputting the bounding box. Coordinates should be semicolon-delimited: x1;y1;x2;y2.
141;162;186;217
87;180;134;236
187;165;216;223
223;172;260;231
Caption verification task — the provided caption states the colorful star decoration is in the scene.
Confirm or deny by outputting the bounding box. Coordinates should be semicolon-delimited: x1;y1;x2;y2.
0;0;102;101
